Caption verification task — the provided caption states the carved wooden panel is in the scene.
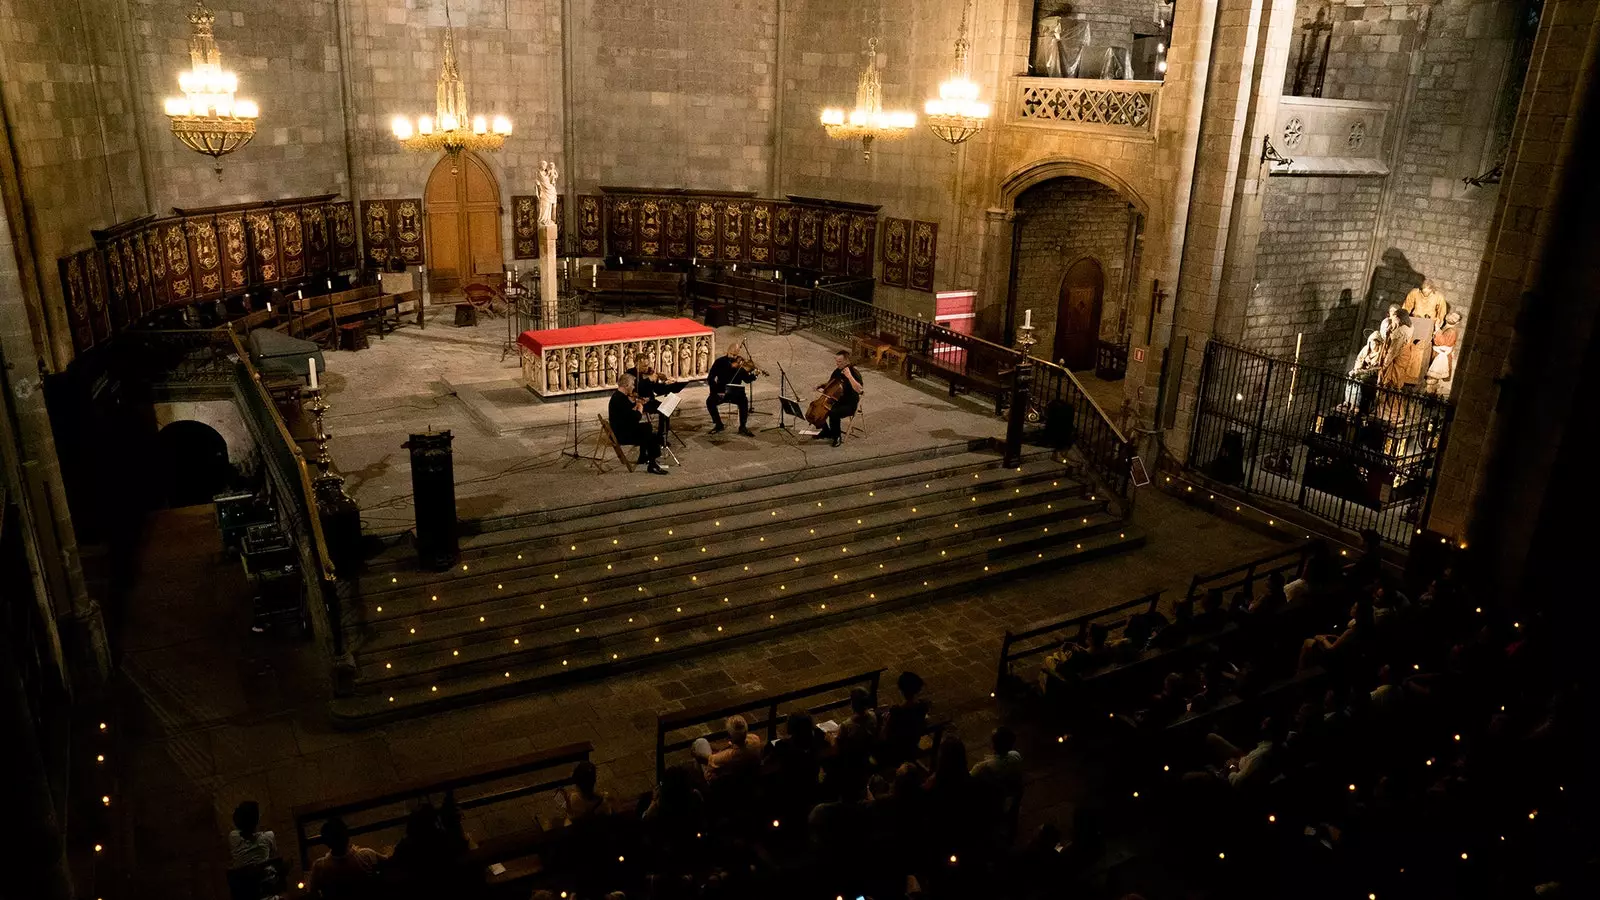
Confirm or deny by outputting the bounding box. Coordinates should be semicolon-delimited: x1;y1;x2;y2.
216;212;249;294
909;219;938;293
128;232;154;317
819;211;847;275
393;199;424;265
606;196;636;257
747;201;773;264
361;199;393;269
186;215;224;300
881;217;910;287
772;205;796;267
83;249;111;342
720;201;746;262
330;201;358;269
693;200;718;261
145;225;170;308
577;195;603;255
274;208;305;281
100;239;129;330
636;197;663;259
512;195;538;259
300;204;332;277
59;253;95;353
246;210;279;285
846;213;876;278
162;220;195;304
663;198;689;258
795;208;821;271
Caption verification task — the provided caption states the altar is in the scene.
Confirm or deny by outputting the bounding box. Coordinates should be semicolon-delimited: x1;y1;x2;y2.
517;318;716;398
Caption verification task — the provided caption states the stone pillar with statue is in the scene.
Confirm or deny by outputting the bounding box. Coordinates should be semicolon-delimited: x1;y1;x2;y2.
537;160;560;324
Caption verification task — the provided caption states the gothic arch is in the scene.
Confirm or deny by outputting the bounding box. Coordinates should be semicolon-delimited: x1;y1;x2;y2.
999;158;1151;217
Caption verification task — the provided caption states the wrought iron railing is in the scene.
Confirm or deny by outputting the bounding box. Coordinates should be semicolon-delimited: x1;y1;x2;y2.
1012;76;1161;137
1188;340;1453;545
808;285;1135;500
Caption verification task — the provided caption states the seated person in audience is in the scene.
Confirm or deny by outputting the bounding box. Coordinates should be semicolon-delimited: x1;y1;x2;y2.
1136;672;1191;727
924;736;988;861
880;671;932;766
1193;715;1285;789
1288;540;1340;602
1121;608;1164;652
1190;588;1229;633
228;800;277;869
1249;571;1289;616
307;816;385;899
558;760;612;825
1150;597;1195;649
706;714;765;781
838;687;879;752
970;726;1024;804
1346;528;1384;584
1299;598;1375;672
767;711;824;812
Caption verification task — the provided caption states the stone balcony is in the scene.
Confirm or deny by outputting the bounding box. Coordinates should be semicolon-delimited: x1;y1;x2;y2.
1009;76;1163;140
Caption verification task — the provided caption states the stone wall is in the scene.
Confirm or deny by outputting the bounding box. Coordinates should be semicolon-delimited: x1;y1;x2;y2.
1014;178;1134;363
1248;175;1381;370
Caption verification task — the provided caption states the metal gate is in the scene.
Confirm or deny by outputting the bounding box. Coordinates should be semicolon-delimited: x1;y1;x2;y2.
1188;340;1453;545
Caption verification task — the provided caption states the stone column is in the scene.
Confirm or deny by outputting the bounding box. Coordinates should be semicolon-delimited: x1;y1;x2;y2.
1156;0;1299;460
540;222;559;323
976;208;1020;344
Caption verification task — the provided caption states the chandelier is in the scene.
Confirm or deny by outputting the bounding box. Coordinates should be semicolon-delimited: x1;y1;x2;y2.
821;37;917;161
163;2;259;177
925;1;990;147
391;3;511;174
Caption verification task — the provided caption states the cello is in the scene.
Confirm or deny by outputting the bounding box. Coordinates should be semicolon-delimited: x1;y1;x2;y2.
806;374;847;428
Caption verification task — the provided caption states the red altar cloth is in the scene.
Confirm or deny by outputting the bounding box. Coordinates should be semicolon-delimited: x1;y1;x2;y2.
517;318;714;355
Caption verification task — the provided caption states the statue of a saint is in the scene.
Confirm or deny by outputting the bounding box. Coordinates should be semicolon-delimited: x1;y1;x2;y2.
603;348;619;384
696;338;711;374
546;354;563;392
1380;309;1419;389
1426;311;1463;394
1402;278;1447;322
585;348;600;387
679;340;693;376
537;161;559;228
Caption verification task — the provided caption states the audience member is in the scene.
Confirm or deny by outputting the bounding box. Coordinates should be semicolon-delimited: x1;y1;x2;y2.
1195;715;1285;789
880;671;931;766
558;760;612;825
1249;571;1288;616
228;800;277;868
767;711;824;815
970;726;1023;799
1191;588;1229;633
307;817;384;899
706;715;764;781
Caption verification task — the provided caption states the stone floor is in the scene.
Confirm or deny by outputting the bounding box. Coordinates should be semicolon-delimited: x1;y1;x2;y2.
111;485;1283;899
321;305;1008;535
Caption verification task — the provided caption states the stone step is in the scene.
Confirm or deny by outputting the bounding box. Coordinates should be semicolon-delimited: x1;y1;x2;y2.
353;490;1109;662
353;462;1091;622
331;523;1147;725
362;441;1006;569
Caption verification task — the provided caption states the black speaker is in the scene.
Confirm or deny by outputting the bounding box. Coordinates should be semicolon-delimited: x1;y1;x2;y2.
404;431;458;570
1044;399;1077;448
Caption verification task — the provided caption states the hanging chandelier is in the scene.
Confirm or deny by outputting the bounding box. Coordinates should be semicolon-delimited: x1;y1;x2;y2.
821;37;917;161
391;2;511;174
925;1;990;147
163;2;259;178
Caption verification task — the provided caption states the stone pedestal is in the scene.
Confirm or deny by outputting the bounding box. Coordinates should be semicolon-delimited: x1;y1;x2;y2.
540;223;559;323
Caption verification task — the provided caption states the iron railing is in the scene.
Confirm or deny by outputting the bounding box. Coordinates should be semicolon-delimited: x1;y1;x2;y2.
807;285;1135;500
1188;340;1452;545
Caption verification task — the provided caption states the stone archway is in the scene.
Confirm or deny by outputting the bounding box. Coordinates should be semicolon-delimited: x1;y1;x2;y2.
424;151;504;293
999;157;1151;218
156;420;232;508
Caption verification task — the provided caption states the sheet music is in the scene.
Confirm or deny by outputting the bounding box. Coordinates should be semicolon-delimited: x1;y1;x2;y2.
655;392;682;417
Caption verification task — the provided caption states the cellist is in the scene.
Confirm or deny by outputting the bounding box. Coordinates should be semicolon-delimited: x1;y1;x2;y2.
813;349;864;447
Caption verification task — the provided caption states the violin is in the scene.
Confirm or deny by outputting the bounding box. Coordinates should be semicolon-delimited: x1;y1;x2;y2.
732;351;770;377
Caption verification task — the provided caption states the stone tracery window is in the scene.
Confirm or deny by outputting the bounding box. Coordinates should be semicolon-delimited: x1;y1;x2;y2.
1029;0;1173;82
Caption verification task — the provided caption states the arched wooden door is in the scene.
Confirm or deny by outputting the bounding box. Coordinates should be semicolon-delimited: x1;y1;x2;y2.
424;152;503;293
1053;257;1105;371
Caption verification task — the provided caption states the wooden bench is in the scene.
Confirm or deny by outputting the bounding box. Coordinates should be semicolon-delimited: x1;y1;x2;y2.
995;590;1165;696
579;270;686;315
287;308;333;346
294;283;381;314
906;325;1015;415
655;669;885;780
330;290;412;338
290;741;594;869
690;275;811;332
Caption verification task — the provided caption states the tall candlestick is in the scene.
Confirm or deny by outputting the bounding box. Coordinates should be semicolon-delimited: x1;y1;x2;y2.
308;357;318;390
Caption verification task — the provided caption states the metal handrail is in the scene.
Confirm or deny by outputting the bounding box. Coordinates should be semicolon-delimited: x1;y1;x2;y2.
224;329;338;583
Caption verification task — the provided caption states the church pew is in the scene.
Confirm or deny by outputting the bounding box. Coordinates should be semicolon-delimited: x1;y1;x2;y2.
289;308;334;347
290;741;595;868
293;283;382;313
578;270;686;315
905;325;1015;415
330;290;415;338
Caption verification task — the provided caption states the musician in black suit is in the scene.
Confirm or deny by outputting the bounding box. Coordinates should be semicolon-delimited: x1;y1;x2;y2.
814;349;864;447
609;374;667;475
706;340;759;436
625;354;687;437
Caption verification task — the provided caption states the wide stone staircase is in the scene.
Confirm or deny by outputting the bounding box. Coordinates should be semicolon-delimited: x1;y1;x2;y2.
332;444;1145;724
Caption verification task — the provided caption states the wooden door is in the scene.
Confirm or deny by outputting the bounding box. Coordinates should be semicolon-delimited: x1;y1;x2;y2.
1053;257;1104;371
425;152;503;293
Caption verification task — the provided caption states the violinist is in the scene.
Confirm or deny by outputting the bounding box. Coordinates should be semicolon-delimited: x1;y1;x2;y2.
813;349;864;447
706;340;763;436
625;354;687;437
608;374;667;475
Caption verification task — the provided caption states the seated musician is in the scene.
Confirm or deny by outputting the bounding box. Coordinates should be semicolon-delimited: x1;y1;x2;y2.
706;340;758;436
609;374;667;475
814;349;864;448
625;354;687;436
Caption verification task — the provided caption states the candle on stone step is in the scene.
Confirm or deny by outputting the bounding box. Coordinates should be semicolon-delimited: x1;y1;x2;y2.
308;357;318;390
266;301;272;313
1024;308;1032;328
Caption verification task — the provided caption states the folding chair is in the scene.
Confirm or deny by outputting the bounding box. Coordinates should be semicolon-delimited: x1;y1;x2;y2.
596;415;636;473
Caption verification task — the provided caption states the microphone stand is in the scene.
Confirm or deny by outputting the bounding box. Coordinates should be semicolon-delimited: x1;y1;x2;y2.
560;367;593;468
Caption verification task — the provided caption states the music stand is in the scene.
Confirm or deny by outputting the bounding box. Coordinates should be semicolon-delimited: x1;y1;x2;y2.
765;363;805;435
